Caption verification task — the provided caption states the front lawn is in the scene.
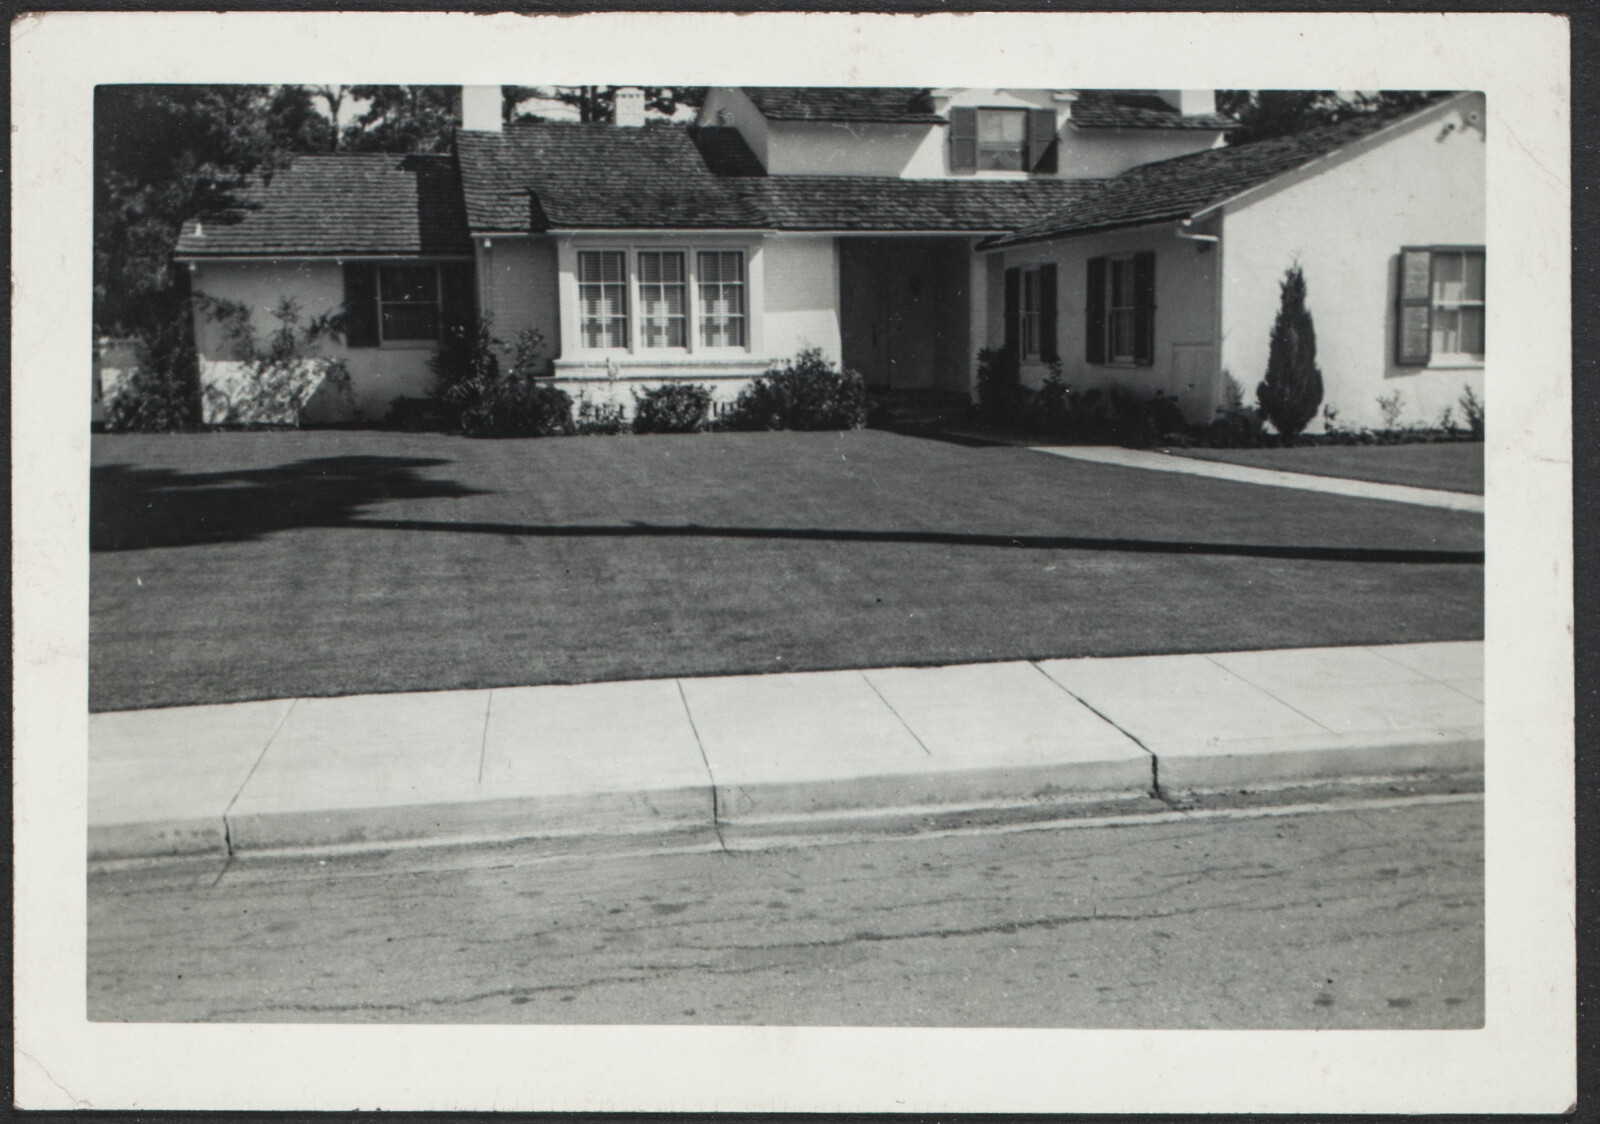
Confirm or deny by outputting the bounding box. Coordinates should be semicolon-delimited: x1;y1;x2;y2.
91;429;1483;712
1166;442;1483;495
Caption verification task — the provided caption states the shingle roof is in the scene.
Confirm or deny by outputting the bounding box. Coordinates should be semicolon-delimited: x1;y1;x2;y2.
986;98;1453;248
1068;90;1237;131
742;87;943;124
456;123;766;231
749;177;1097;232
174;153;471;258
459;121;1094;233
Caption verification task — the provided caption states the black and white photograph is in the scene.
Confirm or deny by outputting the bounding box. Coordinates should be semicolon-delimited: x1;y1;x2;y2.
13;9;1573;1114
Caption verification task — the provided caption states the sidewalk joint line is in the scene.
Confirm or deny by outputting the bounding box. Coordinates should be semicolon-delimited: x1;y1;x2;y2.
220;697;300;855
477;691;494;785
1200;653;1336;733
675;680;726;851
860;673;934;757
1027;662;1169;802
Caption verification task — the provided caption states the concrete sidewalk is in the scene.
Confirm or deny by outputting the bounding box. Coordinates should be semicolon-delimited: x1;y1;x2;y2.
1031;446;1485;513
89;642;1484;861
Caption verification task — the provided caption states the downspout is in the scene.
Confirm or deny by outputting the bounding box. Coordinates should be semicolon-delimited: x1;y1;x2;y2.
1174;218;1219;245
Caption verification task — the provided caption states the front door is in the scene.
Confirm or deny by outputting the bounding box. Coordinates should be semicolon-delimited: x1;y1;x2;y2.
840;238;960;392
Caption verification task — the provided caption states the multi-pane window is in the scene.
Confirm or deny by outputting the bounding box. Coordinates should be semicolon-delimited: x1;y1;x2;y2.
1107;257;1139;362
698;251;746;348
378;265;441;341
1397;247;1485;365
976;109;1027;171
578;250;629;349
637;251;688;348
1085;252;1155;366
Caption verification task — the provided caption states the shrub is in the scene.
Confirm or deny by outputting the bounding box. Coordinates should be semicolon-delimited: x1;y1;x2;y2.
975;345;1025;423
573;396;627;436
198;297;354;427
1376;390;1406;431
102;310;201;432
632;382;713;434
1205;372;1268;447
431;321;571;437
1256;264;1324;441
1458;385;1485;440
723;349;868;431
1032;365;1074;436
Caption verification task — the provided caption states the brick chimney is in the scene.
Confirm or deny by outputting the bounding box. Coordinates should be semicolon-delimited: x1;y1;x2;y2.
461;85;502;132
613;87;647;128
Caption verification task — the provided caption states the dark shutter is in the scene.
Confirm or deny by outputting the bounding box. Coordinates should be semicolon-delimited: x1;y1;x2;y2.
1003;267;1020;356
949;107;977;173
342;262;379;348
1026;108;1058;174
1038;263;1058;362
1085;257;1107;363
1133;251;1156;365
1395;248;1432;366
439;261;476;340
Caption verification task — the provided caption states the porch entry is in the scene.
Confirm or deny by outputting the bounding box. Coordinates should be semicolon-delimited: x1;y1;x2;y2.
839;237;971;392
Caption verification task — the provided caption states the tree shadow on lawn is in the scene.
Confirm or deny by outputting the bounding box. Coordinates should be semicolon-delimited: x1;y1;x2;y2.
92;454;1482;565
91;456;488;551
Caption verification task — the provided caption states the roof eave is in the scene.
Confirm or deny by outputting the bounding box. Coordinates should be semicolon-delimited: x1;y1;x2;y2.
980;214;1192;252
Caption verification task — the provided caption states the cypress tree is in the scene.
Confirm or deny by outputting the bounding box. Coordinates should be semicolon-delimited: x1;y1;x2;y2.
1256;264;1324;440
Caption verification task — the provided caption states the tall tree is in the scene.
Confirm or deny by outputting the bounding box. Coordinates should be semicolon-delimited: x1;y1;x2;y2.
341;85;460;153
1256;264;1324;441
1218;90;1444;145
308;85;351;149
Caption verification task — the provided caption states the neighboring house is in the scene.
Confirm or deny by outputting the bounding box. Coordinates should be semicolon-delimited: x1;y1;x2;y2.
172;87;1482;430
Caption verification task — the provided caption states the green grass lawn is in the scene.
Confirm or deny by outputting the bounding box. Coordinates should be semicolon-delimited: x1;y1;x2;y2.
91;429;1483;712
1166;442;1484;494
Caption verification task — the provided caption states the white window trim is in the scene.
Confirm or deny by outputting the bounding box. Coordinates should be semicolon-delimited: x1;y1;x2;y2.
1428;248;1486;365
559;237;760;361
974;107;1028;173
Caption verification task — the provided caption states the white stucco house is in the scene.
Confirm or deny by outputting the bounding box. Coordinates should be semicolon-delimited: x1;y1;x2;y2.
173;87;1484;430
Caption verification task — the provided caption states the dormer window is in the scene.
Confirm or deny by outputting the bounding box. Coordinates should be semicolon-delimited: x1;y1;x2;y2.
976;109;1027;171
949;107;1059;174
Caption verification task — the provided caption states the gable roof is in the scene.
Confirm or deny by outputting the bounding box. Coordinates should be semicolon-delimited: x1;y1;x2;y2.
459;121;1092;234
986;96;1457;248
174;153;471;258
1069;90;1236;131
742;87;944;124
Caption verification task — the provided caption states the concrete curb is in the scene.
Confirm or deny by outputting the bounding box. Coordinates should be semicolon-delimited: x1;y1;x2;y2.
89;643;1485;862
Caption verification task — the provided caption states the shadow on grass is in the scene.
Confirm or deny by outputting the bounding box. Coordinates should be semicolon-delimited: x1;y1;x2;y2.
92;455;1483;565
92;456;487;551
348;517;1483;566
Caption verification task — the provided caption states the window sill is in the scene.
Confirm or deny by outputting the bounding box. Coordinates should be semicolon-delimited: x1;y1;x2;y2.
1426;357;1485;370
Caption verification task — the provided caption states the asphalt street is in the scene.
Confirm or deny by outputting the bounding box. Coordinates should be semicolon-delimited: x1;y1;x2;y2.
88;793;1483;1028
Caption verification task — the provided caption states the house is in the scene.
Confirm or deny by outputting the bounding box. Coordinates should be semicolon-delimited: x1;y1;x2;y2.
173;87;1483;431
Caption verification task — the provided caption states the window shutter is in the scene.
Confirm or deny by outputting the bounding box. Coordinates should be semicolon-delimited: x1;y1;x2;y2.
1133;251;1156;365
949;107;978;173
1395;248;1432;366
1038;263;1058;362
439;262;476;340
1026;108;1058;174
1003;267;1020;355
1085;257;1107;364
342;263;380;348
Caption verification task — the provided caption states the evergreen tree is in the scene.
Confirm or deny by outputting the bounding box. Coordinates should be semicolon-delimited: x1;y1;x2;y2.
340;85;460;153
1217;90;1445;145
1256;264;1324;441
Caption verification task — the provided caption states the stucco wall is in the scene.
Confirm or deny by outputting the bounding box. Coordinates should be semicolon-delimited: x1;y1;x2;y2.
1219;94;1486;431
767;120;937;177
478;236;561;372
1060;127;1224;178
986;223;1223;422
763;234;842;361
189;259;443;420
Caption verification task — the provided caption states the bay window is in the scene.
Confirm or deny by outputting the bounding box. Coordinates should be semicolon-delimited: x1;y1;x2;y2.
574;246;747;353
